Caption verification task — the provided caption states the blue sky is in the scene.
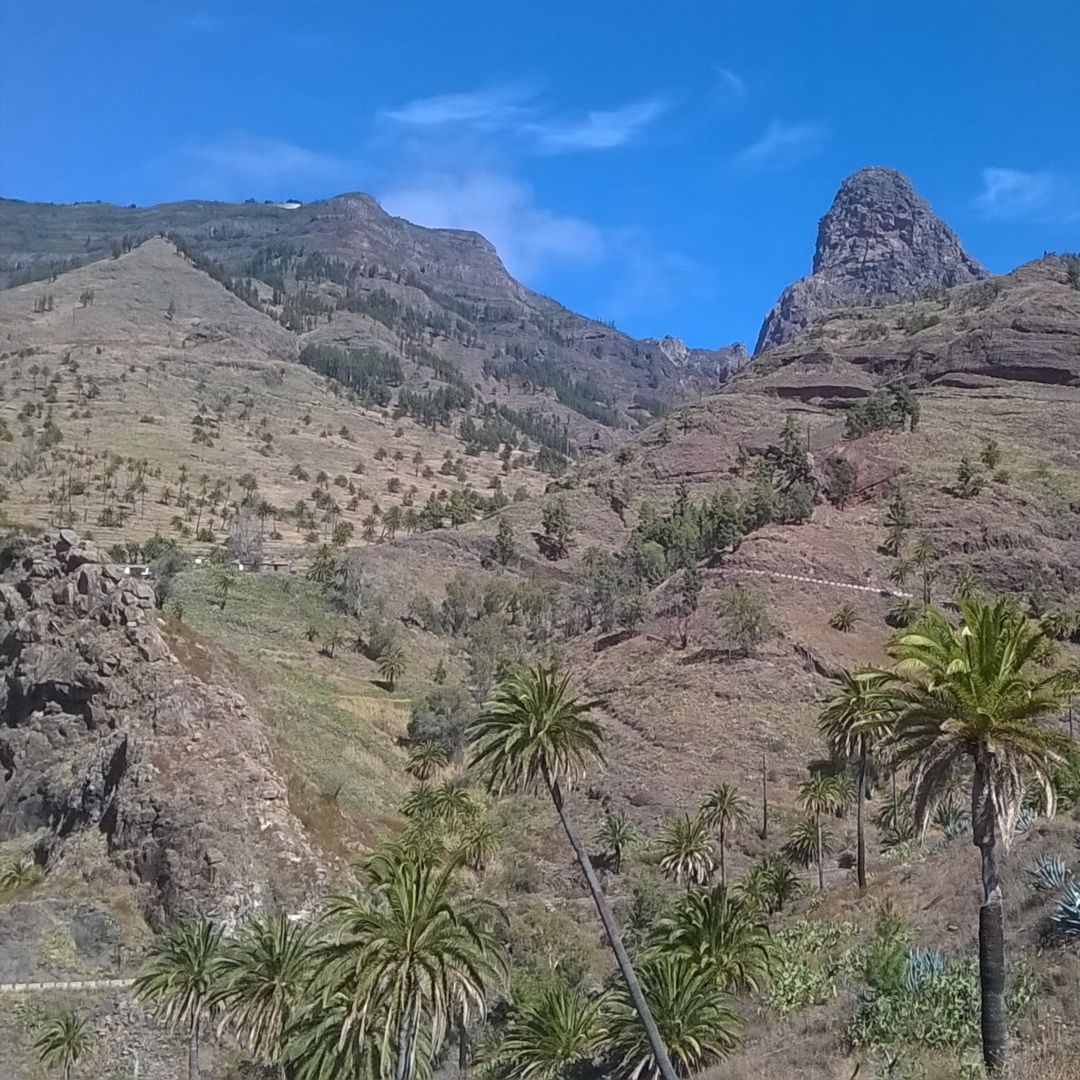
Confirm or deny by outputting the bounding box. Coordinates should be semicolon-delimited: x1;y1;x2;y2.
1;1;1078;349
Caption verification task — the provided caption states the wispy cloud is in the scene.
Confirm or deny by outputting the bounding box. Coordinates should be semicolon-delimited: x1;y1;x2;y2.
730;119;826;173
974;167;1080;223
381;86;664;154
165;135;351;200
717;67;747;100
527;100;667;152
381;87;532;129
379;172;604;280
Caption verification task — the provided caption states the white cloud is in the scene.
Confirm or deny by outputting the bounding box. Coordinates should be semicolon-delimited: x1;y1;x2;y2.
382;86;664;154
379;172;604;279
717;67;747;100
381;87;533;129
974;167;1080;223
528;100;667;152
170;135;350;200
730;119;826;173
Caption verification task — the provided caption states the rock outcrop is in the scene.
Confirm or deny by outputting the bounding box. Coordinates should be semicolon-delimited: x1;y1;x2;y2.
755;167;986;353
0;531;322;927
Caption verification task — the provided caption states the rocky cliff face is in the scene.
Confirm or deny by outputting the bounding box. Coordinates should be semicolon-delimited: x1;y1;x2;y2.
755;167;986;354
0;531;322;927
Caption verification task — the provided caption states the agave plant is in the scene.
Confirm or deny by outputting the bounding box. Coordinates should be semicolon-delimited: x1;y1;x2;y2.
1049;880;1080;941
905;946;947;991
1027;854;1072;894
0;855;44;891
829;603;860;633
933;801;970;840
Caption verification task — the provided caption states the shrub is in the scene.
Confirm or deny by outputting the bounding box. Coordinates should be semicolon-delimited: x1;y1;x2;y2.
1027;854;1072;893
829;603;859;632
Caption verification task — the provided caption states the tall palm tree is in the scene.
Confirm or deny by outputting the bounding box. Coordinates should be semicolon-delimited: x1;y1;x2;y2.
603;954;739;1080
818;670;895;890
132;918;223;1080
698;784;748;886
655;813;716;887
214;913;316;1079
468;665;680;1080
34;1012;92;1080
315;855;506;1080
887;596;1078;1073
796;772;846;890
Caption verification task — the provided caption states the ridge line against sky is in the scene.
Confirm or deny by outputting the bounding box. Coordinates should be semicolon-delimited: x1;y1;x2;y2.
1;0;1078;349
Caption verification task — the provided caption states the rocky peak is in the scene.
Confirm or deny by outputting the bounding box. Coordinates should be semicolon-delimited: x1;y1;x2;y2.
755;167;986;354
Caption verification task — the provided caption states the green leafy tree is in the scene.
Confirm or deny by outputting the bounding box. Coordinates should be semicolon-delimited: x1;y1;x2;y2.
818;670;895;890
210;567;235;611
133;918;223;1080
490;516;518;567
214;914;315;1078
886;597;1078;1073
468;666;680;1080
34;1012;93;1080
698;784;748;886
717;584;771;658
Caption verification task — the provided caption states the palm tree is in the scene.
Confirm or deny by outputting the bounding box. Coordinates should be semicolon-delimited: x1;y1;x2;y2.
322;628;346;659
656;813;716;887
34;1012;92;1080
783;817;834;887
595;810;638;874
886;596;1078;1072
407;741;449;781
132;918;223;1080
214;913;315;1079
818;669;895;890
739;853;802;914
496;980;606;1079
603;954;739;1080
795;772;845;890
456;818;502;874
315;855;506;1080
378;642;407;690
655;883;772;993
468;665;680;1080
698;784;748;886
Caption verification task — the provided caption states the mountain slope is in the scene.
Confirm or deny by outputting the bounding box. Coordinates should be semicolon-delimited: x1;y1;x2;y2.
0;192;748;438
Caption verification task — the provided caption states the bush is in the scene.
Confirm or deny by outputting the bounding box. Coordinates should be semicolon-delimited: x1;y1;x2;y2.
407;685;476;757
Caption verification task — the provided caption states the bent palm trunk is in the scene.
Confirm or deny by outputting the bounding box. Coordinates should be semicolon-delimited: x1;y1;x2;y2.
974;763;1008;1073
544;767;678;1080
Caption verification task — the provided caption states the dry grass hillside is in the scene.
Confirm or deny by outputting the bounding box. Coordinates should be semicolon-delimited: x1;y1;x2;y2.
2;241;1079;1078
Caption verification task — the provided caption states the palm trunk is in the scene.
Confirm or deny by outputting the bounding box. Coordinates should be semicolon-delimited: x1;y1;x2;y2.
816;816;824;891
760;754;768;840
393;991;421;1080
189;1017;199;1080
973;762;1008;1073
856;751;867;891
544;767;678;1080
719;823;726;887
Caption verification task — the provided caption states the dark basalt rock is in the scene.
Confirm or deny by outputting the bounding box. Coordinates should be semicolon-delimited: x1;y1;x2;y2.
0;532;323;927
755;167;986;353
